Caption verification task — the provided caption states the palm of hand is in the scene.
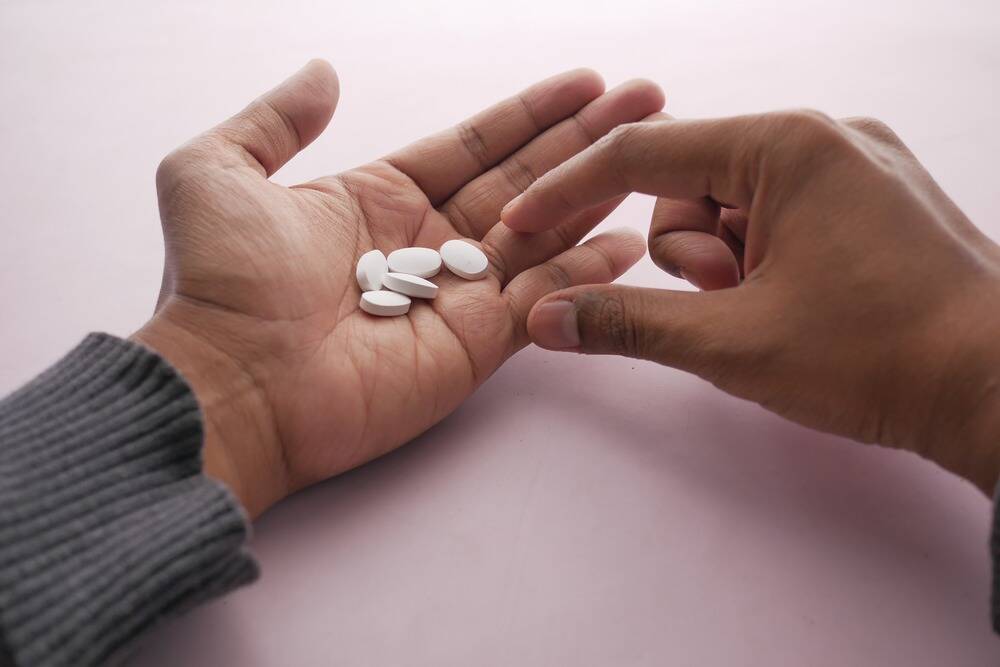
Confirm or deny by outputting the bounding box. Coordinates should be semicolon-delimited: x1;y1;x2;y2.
140;61;662;515
172;161;517;485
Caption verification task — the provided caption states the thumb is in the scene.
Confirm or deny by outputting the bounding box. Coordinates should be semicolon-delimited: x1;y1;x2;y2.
160;59;339;183
526;284;745;376
211;59;339;175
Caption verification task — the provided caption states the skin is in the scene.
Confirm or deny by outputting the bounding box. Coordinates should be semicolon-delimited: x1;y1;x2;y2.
505;110;1000;495
132;60;665;518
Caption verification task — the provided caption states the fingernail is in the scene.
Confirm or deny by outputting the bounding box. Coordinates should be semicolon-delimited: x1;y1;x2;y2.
531;300;580;349
679;268;702;290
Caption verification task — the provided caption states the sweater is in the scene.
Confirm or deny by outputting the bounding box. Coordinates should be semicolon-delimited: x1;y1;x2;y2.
0;333;997;664
0;334;258;666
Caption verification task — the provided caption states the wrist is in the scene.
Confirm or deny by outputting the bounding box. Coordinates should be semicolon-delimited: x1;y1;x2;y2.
965;394;1000;495
914;287;1000;495
952;341;1000;495
131;311;288;518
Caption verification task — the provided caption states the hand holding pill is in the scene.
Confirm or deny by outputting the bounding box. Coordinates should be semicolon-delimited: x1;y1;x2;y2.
504;111;1000;495
133;60;663;516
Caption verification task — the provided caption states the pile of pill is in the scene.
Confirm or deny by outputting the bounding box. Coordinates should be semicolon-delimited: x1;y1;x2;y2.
356;239;490;316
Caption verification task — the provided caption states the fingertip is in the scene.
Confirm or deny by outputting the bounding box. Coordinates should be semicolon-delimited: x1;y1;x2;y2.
303;58;337;82
282;59;340;147
299;58;340;107
614;78;666;114
500;193;537;232
648;230;739;290
294;59;339;98
536;68;606;117
566;67;607;96
597;226;647;272
606;224;646;245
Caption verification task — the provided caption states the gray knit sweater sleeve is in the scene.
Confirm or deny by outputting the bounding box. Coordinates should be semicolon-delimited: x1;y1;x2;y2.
0;333;259;667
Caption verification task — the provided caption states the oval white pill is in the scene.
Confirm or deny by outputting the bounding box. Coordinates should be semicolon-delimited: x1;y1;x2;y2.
382;272;438;299
439;239;489;280
360;290;411;317
387;247;441;278
356;249;388;292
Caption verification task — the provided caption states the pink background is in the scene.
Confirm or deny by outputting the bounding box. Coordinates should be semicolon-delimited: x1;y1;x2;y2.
2;1;999;664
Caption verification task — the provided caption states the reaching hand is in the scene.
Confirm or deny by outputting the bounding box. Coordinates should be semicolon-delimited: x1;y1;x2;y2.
133;60;664;517
504;111;1000;493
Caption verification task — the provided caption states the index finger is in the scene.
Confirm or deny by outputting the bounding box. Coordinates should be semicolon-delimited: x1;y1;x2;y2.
500;110;844;233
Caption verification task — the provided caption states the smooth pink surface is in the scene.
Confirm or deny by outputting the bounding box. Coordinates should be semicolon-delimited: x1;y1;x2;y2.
2;1;999;664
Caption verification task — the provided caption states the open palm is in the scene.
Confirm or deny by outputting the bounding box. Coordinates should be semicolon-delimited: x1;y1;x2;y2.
136;61;663;516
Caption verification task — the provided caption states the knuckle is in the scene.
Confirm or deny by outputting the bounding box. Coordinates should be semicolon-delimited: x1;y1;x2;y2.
259;97;301;150
499;154;537;193
595;123;645;188
584;238;619;280
226;103;295;171
569;112;598;143
538;172;578;214
442;194;479;238
577;290;641;357
774;108;839;139
477;238;509;283
540;260;573;292
551;221;577;251
456;120;492;169
843;114;888;134
603;122;643;156
516;91;542;132
782;108;838;131
842;115;904;148
237;109;278;162
605;121;639;144
763;108;855;166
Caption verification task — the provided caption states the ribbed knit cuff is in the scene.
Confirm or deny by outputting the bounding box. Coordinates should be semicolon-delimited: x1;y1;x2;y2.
0;333;259;667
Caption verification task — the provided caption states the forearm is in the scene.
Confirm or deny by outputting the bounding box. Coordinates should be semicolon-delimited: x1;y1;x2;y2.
0;334;257;666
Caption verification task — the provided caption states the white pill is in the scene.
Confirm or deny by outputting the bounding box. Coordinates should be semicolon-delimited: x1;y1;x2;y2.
439;239;489;280
356;250;388;292
382;272;438;299
387;247;441;278
360;290;411;317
